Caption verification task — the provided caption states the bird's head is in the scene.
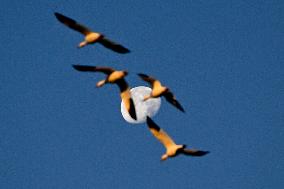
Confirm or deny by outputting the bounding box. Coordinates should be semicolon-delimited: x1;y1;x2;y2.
96;79;106;87
160;154;168;161
78;41;88;48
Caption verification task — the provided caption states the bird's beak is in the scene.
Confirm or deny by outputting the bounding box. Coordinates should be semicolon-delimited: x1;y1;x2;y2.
160;154;168;161
78;41;87;48
96;80;106;87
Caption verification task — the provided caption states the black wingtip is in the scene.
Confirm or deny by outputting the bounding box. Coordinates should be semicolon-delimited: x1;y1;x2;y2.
72;65;83;71
72;65;96;72
170;98;185;113
146;117;160;131
188;150;210;157
54;12;64;20
54;12;75;24
197;151;210;156
97;37;131;54
181;146;210;157
137;73;148;78
107;45;131;54
118;48;131;54
179;106;186;113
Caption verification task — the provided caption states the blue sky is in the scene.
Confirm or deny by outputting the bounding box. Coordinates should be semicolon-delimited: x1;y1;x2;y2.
1;0;283;188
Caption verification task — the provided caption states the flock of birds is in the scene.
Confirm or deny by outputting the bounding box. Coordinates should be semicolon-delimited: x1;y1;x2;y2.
55;12;209;161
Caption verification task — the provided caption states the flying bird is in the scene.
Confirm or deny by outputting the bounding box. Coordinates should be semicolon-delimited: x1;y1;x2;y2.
73;65;137;120
138;73;185;112
54;12;130;54
146;117;209;161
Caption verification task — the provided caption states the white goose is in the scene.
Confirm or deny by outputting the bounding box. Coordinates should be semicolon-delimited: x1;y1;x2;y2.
73;65;136;120
55;12;130;54
146;117;209;161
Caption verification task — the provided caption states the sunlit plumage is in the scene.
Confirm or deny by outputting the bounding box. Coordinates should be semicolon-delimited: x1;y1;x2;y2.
138;73;185;112
73;65;136;120
146;117;209;161
54;12;130;53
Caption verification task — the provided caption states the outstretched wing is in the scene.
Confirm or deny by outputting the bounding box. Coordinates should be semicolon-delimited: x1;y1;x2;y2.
163;90;185;112
98;37;130;54
72;65;114;75
137;73;161;87
182;148;209;157
146;117;176;149
118;79;137;120
55;12;92;35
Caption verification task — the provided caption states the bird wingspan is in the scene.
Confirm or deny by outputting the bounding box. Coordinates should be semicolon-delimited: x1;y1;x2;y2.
55;12;92;35
182;148;209;157
163;90;185;112
72;65;114;75
146;117;176;149
137;73;158;86
98;37;130;54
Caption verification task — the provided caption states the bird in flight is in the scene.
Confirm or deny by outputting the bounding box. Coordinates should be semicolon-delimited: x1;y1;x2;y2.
54;12;130;54
146;117;209;161
73;65;137;120
138;73;185;112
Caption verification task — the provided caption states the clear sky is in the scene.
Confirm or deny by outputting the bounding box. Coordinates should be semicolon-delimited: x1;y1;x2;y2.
1;0;283;188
